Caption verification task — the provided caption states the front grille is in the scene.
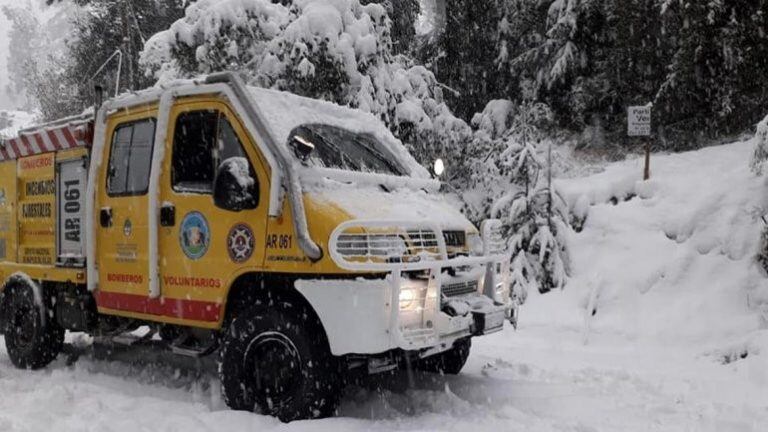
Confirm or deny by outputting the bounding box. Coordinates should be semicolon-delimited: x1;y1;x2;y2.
442;280;478;297
442;230;466;248
406;229;439;249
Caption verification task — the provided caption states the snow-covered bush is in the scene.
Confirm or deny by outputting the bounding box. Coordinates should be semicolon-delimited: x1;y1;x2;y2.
465;99;571;294
139;0;469;167
750;114;768;175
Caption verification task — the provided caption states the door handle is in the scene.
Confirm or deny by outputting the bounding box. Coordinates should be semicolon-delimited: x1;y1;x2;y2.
160;203;176;227
100;207;112;228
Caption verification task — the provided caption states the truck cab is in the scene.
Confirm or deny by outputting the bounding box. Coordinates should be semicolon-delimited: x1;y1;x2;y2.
0;73;514;421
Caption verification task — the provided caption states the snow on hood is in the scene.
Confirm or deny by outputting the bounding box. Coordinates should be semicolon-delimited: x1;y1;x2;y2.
307;179;474;231
247;86;429;178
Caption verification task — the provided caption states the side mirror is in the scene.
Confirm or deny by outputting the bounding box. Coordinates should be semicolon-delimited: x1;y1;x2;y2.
213;157;258;212
291;135;315;161
433;158;445;177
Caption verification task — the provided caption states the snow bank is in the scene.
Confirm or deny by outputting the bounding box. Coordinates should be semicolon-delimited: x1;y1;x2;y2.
536;140;768;349
471;99;515;140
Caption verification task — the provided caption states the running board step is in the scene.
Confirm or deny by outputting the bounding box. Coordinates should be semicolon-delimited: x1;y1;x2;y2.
170;341;218;358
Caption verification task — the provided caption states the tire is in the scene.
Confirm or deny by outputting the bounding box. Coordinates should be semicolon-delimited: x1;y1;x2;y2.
415;338;471;375
218;303;341;422
2;284;64;370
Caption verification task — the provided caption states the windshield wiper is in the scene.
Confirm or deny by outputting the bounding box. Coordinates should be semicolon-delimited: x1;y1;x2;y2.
352;135;402;175
313;129;362;171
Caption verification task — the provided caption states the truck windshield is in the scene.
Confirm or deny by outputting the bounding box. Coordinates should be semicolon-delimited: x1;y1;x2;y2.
288;124;404;176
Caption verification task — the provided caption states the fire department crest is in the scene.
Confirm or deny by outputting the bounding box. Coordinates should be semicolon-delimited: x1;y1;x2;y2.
180;211;210;260
227;223;255;263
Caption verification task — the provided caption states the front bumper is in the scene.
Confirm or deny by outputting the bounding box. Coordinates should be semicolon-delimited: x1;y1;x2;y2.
295;252;514;357
395;267;514;352
295;218;514;356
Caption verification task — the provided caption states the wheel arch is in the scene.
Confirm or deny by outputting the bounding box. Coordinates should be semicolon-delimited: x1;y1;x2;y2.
0;272;47;331
221;272;332;347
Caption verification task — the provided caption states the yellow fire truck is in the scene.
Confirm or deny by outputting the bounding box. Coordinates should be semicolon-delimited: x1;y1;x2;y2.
0;72;514;421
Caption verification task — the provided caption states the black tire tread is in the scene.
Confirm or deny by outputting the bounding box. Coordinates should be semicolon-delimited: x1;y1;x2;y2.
218;302;341;422
415;338;471;375
3;284;64;370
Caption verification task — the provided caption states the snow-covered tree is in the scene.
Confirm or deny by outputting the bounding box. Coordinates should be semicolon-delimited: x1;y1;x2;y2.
505;0;584;92
362;0;420;54
14;0;187;120
750;115;768;175
464;97;571;294
2;4;47;111
419;0;505;120
2;1;85;119
140;0;470;169
656;0;768;146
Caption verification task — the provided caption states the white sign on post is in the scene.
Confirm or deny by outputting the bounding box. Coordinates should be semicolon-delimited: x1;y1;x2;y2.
628;105;652;136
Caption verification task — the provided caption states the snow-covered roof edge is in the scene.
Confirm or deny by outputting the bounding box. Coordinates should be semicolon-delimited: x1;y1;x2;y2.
247;86;430;179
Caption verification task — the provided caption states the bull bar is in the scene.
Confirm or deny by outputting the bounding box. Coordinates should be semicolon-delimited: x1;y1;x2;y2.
328;219;515;351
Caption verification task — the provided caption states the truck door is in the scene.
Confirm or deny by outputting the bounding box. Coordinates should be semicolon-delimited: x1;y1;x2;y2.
157;100;269;327
95;114;156;317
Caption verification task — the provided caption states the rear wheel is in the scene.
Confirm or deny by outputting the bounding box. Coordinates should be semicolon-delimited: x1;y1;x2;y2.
219;303;341;422
3;284;64;369
415;338;471;375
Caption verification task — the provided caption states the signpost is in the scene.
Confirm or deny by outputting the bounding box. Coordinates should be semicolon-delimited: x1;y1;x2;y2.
628;105;652;180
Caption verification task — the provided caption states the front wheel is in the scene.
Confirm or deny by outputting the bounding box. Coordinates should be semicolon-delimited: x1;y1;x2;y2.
2;284;64;369
415;338;471;375
218;304;341;422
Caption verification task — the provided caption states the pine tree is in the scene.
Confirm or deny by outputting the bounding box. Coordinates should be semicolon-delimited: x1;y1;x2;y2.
656;0;768;146
466;97;571;295
362;0;420;54
421;0;505;120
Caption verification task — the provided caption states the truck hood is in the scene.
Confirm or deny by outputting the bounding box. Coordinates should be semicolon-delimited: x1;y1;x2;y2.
305;179;474;231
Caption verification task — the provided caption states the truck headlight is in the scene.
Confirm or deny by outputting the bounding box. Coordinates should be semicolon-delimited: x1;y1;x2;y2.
468;233;484;256
399;287;416;309
399;279;428;311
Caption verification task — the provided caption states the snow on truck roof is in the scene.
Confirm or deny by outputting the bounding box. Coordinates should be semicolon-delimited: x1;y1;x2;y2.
247;86;429;178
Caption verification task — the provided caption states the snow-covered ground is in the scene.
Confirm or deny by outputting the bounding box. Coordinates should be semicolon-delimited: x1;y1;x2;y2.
1;140;767;431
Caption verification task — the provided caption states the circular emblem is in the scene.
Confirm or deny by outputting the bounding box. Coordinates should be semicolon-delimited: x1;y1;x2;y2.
227;223;255;263
179;211;210;260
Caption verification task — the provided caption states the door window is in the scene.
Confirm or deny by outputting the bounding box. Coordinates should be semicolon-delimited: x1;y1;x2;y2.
171;109;258;209
106;119;156;196
172;111;217;193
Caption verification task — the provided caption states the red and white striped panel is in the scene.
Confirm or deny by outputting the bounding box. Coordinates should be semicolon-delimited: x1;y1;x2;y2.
0;122;93;161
